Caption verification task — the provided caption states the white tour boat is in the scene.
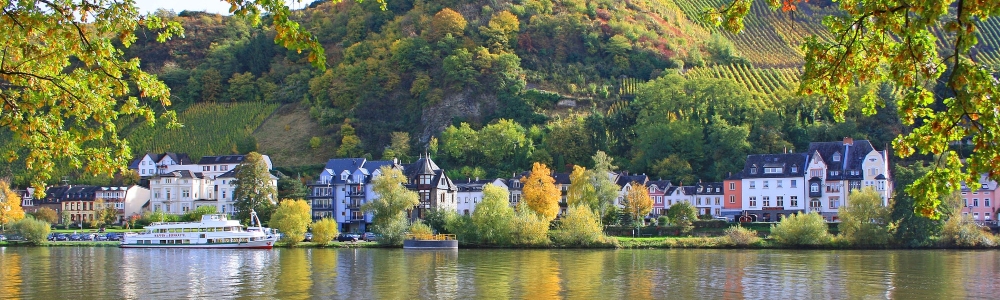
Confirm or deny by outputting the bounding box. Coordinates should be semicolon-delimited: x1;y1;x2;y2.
121;211;278;249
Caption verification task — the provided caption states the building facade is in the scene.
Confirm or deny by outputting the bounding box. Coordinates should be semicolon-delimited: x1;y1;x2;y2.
740;153;808;222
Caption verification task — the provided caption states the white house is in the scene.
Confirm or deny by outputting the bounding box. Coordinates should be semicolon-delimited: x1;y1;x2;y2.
147;154;277;217
128;152;193;177
805;138;892;221
455;178;508;216
741;153;808;222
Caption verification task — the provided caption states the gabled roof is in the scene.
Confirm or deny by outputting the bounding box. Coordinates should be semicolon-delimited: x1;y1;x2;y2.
741;153;807;179
615;174;649;188
806;139;879;180
647;180;671;190
44;185;100;201
198;155;246;165
129;152;192;169
159;170;203;179
694;182;724;195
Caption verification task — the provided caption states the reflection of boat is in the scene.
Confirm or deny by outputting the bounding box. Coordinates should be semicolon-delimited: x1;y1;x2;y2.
402;234;458;249
121;211;277;249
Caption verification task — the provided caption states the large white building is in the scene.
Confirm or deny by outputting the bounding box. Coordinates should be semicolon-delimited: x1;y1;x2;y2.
740;153;809;222
805;138;892;220
147;154;277;216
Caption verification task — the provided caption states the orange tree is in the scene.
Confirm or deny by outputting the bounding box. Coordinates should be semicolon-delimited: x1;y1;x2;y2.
521;162;560;221
711;0;1000;218
622;181;652;229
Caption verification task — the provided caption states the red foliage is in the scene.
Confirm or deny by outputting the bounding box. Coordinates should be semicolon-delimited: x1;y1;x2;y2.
781;0;808;12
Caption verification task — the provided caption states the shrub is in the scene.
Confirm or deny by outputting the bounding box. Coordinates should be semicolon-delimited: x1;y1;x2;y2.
770;212;830;246
657;216;669;227
552;205;609;246
311;218;338;245
511;208;551;246
12;217;50;245
723;225;760;247
375;214;409;246
270;199;312;245
409;220;434;238
940;215;996;248
839;187;891;247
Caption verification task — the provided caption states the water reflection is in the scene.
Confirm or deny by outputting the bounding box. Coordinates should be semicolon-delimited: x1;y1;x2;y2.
1;247;999;299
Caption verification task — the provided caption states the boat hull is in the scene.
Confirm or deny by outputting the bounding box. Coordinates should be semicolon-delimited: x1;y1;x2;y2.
403;239;458;249
120;239;275;249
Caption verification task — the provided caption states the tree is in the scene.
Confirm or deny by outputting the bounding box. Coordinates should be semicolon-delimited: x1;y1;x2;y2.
665;202;697;235
0;0;345;194
552;204;609;246
200;68;224;102
480;11;520;51
431;8;467;40
93;199;119;228
311;218;339;246
891;161;944;247
521;162;560;221
478;119;527;164
567;165;598;211
337;120;364;158
32;207;59;225
839;187;892;247
12;217;50;245
770;212;830;247
232;152;277;225
270;199;312;245
590;151;621;217
511;204;551;246
227;72;259;102
277;176;309;201
471;184;515;245
382;132;412;161
363;166;419;245
182;205;218;222
0;180;26;230
715;0;1000;218
622;181;653;230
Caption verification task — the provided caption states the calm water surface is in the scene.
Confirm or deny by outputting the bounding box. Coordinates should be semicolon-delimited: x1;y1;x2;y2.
1;247;998;299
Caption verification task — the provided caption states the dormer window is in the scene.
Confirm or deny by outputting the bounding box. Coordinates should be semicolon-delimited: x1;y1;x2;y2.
791;164;798;173
750;165;757;174
764;167;782;174
341;174;348;181
833;152;841;162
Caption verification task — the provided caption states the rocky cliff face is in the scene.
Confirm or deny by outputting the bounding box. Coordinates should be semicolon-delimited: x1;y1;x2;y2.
418;89;498;144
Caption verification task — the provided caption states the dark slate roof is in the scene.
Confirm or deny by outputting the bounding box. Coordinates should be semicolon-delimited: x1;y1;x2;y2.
129;152;192;169
552;173;572;185
806;139;878;180
682;186;697;195
456;178;495;192
615;174;649;188
217;169;237;178
160;170;202;179
741;153;807;179
694;182;724;195
647;180;671;190
725;171;744;181
665;186;680;195
403;157;441;179
44;185;100;201
198;155;246;165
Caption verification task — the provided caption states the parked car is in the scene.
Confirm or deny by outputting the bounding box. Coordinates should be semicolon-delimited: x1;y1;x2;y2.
55;234;69;241
361;232;380;242
47;233;57;241
95;235;108;241
69;234;82;241
336;233;359;242
106;233;122;241
80;234;94;241
303;233;313;242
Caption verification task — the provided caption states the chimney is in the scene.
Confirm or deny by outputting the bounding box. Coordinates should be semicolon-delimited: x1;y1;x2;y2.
843;137;853;145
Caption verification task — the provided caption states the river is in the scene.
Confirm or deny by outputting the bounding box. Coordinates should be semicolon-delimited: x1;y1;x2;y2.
0;247;997;299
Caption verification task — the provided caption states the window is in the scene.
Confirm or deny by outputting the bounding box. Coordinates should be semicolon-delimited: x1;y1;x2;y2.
810;170;822;177
790;196;798;207
750;165;757;174
811;183;820;193
776;196;784;207
810;198;821;209
791;165;798;173
763;196;770;207
749;181;756;189
964;199;969;207
729;196;735;203
165;178;172;184
833;152;841;162
182;190;190;198
830;171;840;176
222;190;226;199
749;197;757;207
974;212;980;220
870;168;877;176
777;180;783;188
715;197;720;205
342;174;348;181
987;213;992;221
987;199;992;207
166;190;171;199
974;198;980;207
655;197;662;204
221;165;228;171
791;180;797;188
764;167;781;174
730;182;736;190
697;198;702;205
763;181;769;189
829;197;840;209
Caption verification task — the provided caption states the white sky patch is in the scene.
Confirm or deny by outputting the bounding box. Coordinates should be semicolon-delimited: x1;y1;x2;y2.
135;0;307;16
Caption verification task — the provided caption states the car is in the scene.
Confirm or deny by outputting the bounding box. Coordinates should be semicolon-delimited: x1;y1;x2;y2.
96;235;108;241
0;234;7;242
80;234;94;241
336;233;359;242
69;234;82;241
55;234;68;241
361;232;380;242
303;233;313;242
48;233;58;241
106;233;121;241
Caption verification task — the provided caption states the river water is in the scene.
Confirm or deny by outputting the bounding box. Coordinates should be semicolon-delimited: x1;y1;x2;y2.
0;247;997;299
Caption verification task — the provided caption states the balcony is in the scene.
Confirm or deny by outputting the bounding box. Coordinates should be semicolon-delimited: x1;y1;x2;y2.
347;190;365;197
347;202;363;210
350;214;365;221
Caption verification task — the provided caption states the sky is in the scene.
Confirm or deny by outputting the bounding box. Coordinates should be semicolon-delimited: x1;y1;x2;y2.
135;0;307;16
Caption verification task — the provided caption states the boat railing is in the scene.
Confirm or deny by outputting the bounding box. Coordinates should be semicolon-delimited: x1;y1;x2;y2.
149;221;193;226
405;233;456;241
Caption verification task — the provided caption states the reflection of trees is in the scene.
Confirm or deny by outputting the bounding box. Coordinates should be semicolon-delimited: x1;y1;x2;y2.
471;250;512;298
308;249;338;297
561;251;605;299
277;249;312;300
889;251;956;299
372;249;407;299
515;250;561;298
0;250;21;298
404;250;458;297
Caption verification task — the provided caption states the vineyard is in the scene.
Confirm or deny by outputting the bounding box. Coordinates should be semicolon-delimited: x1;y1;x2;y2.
685;64;801;104
124;102;279;160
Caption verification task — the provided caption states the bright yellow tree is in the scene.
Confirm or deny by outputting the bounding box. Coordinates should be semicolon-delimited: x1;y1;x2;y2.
311;218;339;246
521;162;560;221
270;199;312;245
622;181;652;228
0;180;26;229
566;165;597;210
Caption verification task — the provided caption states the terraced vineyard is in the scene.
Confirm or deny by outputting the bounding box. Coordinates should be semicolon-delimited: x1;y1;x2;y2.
685;64;801;104
125;102;279;159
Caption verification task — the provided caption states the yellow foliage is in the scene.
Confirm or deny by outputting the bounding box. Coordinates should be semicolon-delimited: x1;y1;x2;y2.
311;218;339;245
0;180;26;226
521;162;560;221
623;181;652;225
271;199;312;245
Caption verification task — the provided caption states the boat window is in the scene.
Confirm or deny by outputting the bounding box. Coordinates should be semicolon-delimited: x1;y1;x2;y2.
207;239;213;243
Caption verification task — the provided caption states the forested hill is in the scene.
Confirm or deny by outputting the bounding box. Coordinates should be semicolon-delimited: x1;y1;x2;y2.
64;0;990;184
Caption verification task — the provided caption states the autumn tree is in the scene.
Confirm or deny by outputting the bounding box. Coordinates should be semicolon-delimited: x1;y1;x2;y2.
714;0;1000;218
32;207;59;224
431;8;468;40
0;0;361;194
552;204;608;246
471;184;515;245
382;132;412;161
521;162;560;221
567;165;597;211
337;119;363;158
622;181;653;229
311;218;339;245
839;187;892;247
270;199;312;245
480;10;520;51
232;152;277;225
363;166;419;245
0;180;26;230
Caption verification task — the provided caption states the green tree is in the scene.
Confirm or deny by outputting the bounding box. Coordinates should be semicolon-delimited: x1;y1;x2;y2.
311;218;339;246
309;137;322;149
480;10;520;51
232;152;277;225
590;151;621;218
839;187;892;247
715;0;1000;218
363;166;419;245
441;123;479;164
552;204;609;246
32;207;59;225
12;217;50;245
201;68;224;102
511;204;551;246
271;199;312;245
521;162;560;221
665;202;697;235
93;199;119;228
478;119;527;164
382;132;412;161
891;161;944;247
770;212;830;247
471;184;515;245
442;48;478;90
0;0;341;193
544;116;594;167
182;205;218;222
337;120;364;158
227;72;259;102
277;175;309;201
567;165;598;211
